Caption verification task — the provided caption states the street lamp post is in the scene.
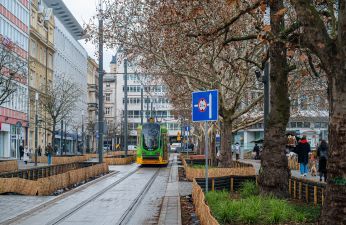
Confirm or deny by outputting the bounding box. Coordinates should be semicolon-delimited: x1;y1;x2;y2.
34;92;39;166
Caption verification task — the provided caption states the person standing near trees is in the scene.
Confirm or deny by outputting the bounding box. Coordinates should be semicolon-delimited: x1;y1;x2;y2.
235;142;240;160
317;140;328;182
23;146;30;165
46;143;53;165
253;143;260;160
296;136;311;177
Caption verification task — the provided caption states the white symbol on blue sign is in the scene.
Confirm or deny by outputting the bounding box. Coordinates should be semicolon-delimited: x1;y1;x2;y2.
192;90;218;122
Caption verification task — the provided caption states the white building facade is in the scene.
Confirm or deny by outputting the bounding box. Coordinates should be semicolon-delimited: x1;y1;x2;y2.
104;52;181;149
44;0;87;152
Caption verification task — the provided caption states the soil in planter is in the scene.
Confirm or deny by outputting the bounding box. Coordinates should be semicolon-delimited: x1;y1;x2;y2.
179;166;188;181
181;195;200;225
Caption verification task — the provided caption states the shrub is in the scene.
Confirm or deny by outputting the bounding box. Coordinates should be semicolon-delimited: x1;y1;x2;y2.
239;181;259;198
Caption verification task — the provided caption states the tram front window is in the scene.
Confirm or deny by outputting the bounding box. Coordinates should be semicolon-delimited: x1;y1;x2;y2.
142;123;160;150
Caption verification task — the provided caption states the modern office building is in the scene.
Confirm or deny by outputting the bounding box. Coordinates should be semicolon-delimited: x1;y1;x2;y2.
105;51;181;149
0;0;30;158
44;0;88;153
28;0;55;152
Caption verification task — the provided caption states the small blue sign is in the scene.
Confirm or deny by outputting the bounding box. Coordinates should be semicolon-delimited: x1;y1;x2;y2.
192;90;218;122
185;126;190;132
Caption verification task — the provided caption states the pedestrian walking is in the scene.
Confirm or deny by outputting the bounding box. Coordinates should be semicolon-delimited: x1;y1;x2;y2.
46;143;53;165
38;145;42;156
296;136;311;177
253;143;260;160
235;142;240;160
23;146;30;164
19;144;24;160
317;140;328;182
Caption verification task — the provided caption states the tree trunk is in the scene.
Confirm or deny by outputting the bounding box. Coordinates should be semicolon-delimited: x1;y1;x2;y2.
258;0;290;198
320;63;346;224
218;120;232;167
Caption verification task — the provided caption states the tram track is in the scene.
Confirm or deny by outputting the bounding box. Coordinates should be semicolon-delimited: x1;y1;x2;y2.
115;168;161;225
4;163;169;225
45;167;145;225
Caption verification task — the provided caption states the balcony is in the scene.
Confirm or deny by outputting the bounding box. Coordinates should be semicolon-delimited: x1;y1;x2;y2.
88;84;98;92
88;103;98;111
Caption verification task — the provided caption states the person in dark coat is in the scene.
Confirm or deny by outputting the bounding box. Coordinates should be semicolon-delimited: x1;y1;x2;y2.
296;136;311;176
253;144;260;160
317;140;328;182
19;145;24;160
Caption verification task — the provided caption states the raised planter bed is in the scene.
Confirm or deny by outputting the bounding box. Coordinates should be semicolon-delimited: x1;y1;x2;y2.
0;162;109;195
181;157;256;181
104;155;136;165
0;160;18;173
37;155;92;165
193;178;321;225
86;150;136;158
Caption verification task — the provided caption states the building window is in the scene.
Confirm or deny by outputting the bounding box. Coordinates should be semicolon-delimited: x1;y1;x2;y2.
48;53;53;69
105;93;111;101
106;82;110;87
303;122;311;128
105;107;111;115
30;39;37;57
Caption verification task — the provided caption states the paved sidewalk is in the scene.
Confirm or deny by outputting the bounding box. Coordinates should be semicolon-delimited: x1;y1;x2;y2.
158;154;182;225
240;159;323;183
17;160;48;170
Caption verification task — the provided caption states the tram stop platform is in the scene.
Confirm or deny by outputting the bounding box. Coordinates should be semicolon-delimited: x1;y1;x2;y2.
158;154;182;225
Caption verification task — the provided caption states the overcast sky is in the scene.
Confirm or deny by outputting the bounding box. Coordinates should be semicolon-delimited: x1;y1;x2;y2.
63;0;114;72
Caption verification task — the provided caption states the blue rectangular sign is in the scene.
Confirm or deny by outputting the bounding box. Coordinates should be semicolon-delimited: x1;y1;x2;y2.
192;90;218;122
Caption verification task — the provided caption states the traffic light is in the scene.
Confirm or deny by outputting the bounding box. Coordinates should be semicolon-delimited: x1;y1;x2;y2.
177;131;181;141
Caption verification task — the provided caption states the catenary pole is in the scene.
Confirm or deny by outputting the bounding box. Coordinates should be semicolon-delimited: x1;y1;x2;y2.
141;85;144;125
124;58;128;157
97;0;104;163
34;92;38;166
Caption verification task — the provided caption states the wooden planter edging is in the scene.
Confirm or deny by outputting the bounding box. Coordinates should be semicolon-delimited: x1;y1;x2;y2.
192;179;220;225
0;163;108;196
289;177;326;206
181;157;256;181
104;156;136;165
0;160;18;173
195;175;326;206
37;155;92;165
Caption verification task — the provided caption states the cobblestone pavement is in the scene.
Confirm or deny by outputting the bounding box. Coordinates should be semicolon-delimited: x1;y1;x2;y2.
0;195;54;223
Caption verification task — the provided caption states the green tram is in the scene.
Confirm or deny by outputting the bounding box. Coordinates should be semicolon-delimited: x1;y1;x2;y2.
136;121;169;165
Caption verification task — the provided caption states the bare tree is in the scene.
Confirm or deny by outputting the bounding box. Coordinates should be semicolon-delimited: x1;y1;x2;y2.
0;38;27;105
40;76;82;147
